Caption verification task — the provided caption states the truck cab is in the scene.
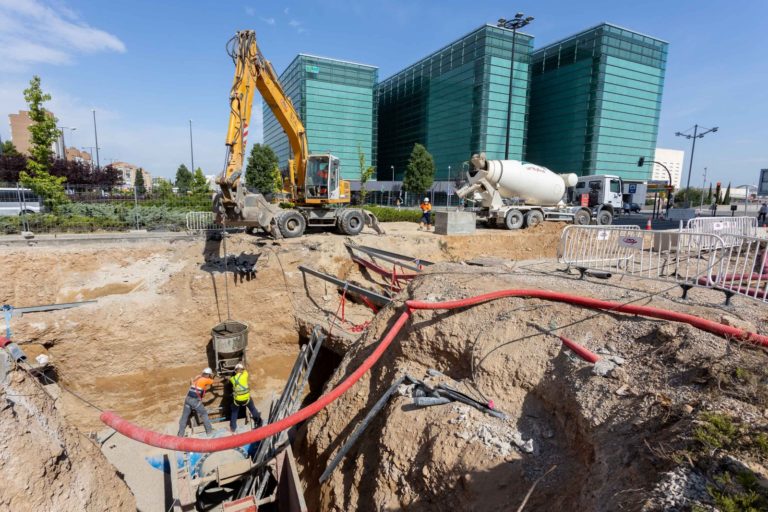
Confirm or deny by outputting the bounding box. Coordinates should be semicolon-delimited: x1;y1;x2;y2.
570;175;623;225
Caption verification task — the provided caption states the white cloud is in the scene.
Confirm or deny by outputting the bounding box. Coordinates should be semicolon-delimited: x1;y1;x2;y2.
244;6;255;16
288;18;305;33
0;0;125;72
283;7;289;15
260;16;275;26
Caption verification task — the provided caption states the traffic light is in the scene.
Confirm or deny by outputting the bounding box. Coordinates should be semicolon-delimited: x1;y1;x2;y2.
637;157;645;167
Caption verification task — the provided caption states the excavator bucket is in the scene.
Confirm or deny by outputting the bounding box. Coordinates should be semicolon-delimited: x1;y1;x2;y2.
363;210;385;235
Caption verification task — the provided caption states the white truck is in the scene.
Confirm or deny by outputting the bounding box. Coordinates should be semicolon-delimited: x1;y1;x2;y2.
456;153;623;229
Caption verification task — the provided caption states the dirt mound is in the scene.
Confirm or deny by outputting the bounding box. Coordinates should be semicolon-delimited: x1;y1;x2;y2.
297;263;768;511
0;364;134;511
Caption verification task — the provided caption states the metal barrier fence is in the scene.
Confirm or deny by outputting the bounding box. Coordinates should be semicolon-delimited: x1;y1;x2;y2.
708;235;768;303
185;211;218;233
558;225;727;299
686;216;758;248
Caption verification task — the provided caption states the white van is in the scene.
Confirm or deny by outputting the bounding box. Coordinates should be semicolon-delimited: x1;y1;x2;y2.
0;187;42;216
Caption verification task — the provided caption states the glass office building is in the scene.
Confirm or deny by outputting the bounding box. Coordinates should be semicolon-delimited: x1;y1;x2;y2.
262;54;378;180
526;23;668;181
377;25;534;181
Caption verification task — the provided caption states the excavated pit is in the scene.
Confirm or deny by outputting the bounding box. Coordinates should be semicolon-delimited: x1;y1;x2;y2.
0;222;567;509
297;263;768;511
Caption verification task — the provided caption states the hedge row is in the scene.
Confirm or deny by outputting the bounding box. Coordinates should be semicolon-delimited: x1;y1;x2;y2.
363;205;422;223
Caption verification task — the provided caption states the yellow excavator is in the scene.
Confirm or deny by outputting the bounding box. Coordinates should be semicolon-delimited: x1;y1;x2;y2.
213;30;382;238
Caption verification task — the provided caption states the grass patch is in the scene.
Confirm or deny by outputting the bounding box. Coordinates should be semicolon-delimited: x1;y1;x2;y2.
695;412;739;450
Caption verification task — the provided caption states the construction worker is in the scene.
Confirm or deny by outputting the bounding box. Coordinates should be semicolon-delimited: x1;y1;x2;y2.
419;197;432;231
177;367;214;437
229;362;262;433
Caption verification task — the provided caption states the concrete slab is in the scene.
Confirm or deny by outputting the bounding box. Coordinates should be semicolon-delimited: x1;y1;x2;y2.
434;211;476;235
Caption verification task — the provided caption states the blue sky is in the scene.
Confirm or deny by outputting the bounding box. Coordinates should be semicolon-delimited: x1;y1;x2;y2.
0;0;766;186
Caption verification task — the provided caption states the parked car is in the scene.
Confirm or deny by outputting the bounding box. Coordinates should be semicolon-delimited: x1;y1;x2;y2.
0;187;42;216
622;202;641;214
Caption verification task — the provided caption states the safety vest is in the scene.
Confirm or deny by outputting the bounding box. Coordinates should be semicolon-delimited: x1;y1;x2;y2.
187;376;213;399
230;371;251;403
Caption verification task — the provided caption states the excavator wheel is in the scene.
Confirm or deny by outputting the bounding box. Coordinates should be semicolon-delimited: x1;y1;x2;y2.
277;210;306;238
338;209;364;236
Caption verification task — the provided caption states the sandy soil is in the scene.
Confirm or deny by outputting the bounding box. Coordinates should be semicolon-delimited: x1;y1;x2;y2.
297;262;768;511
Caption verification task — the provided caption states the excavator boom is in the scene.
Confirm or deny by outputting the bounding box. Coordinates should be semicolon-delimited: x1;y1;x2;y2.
213;30;380;238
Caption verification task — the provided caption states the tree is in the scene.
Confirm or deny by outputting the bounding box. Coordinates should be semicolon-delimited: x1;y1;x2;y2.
134;168;146;195
191;167;210;195
706;183;712;204
358;145;375;205
19;76;67;210
154;179;173;198
245;143;280;193
0;140;19;156
723;182;731;204
175;164;193;192
402;143;435;196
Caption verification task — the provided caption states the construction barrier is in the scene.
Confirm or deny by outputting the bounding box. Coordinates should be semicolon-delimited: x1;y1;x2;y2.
558;225;726;294
185;211;219;233
686;216;758;249
706;235;768;303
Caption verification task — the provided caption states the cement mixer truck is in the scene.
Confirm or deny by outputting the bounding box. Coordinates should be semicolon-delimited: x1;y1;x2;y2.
456;153;623;229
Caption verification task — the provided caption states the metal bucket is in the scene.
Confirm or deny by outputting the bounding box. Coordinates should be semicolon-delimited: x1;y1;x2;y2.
211;320;248;356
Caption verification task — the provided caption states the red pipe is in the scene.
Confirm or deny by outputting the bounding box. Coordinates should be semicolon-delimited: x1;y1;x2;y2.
100;309;412;453
351;255;418;281
405;290;768;346
558;335;600;363
100;289;768;452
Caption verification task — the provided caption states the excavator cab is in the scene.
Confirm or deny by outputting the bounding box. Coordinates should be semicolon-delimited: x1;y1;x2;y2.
304;154;346;203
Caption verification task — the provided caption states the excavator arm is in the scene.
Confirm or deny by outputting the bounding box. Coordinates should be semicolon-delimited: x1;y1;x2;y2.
215;30;307;217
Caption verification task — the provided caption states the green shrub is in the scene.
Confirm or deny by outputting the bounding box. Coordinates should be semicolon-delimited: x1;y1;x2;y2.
364;205;422;223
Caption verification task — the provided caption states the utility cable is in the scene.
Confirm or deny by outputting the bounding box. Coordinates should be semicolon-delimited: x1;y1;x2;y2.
221;227;232;320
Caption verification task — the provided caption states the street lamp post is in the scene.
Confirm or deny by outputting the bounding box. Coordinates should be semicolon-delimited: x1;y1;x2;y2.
700;167;708;212
390;165;395;205
497;13;534;160
92;109;101;169
676;124;718;208
189;120;195;173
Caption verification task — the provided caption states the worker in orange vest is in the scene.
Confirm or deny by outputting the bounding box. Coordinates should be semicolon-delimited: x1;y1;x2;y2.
177;367;214;436
419;197;432;231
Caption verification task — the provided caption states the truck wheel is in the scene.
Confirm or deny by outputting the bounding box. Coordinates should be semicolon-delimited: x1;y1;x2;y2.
574;209;591;225
338;209;364;236
597;210;613;226
524;210;544;228
277;211;306;238
504;210;524;230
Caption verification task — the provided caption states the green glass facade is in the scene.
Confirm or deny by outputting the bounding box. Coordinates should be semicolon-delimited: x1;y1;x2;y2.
527;23;668;180
262;54;378;180
377;25;534;181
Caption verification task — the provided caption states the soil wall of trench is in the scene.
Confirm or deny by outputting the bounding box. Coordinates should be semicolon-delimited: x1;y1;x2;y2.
297;264;768;511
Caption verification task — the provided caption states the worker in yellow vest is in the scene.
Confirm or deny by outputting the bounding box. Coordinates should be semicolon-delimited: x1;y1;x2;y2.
229;362;263;433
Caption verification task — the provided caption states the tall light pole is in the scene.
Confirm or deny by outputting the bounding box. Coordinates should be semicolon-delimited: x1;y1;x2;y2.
390;165;394;181
92;109;101;169
189;120;195;173
676;124;718;207
59;126;76;161
497;13;534;160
